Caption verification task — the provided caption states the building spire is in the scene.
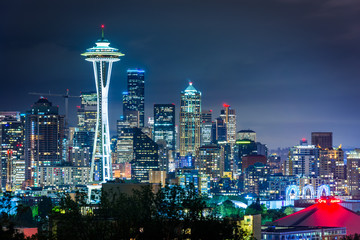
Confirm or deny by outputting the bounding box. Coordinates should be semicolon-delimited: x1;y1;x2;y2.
101;24;105;39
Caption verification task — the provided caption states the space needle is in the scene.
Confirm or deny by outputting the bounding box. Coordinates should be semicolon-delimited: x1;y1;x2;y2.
82;25;124;183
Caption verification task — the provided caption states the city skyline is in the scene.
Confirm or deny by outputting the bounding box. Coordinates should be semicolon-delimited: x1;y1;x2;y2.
2;0;360;149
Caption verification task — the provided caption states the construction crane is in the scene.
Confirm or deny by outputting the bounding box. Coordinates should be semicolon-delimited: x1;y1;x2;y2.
28;89;81;127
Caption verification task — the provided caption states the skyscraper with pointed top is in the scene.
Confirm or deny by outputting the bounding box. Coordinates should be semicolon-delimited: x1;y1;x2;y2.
82;25;124;183
179;82;201;156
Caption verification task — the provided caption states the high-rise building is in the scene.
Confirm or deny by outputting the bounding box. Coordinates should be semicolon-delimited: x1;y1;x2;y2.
195;144;224;181
122;91;140;128
123;69;145;127
77;92;97;132
25;98;65;186
200;110;212;146
179;82;201;156
82;25;124;182
286;139;318;177
131;128;159;183
116;116;130;138
0;112;25;191
243;162;269;198
311;132;333;149
212;117;227;144
347;149;360;196
154;104;175;150
115;127;134;164
220;104;236;145
233;139;257;176
319;147;345;180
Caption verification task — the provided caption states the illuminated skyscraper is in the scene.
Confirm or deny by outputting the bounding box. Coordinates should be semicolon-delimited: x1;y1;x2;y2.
123;69;145;127
286;139;318;177
154;104;175;150
0;112;25;191
319;147;345;180
82;25;124;182
212;117;227;144
179;82;201;156
220;104;236;145
347;149;360;196
77;91;97;132
201;110;212;146
25;98;65;186
195;144;224;181
131;128;159;183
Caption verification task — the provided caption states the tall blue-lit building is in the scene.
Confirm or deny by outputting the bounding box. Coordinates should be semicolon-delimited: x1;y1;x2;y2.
123;69;145;128
153;104;175;150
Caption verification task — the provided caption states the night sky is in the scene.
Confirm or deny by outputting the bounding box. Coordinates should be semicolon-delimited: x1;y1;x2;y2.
1;0;360;149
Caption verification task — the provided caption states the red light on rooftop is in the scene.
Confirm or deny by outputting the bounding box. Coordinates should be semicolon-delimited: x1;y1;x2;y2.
302;138;306;142
101;24;105;28
223;104;230;108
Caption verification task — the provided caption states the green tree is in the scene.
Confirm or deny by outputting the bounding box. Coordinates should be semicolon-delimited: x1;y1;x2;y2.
283;206;295;216
245;198;264;215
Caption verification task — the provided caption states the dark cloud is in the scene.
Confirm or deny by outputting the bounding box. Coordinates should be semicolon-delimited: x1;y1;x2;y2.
1;0;360;149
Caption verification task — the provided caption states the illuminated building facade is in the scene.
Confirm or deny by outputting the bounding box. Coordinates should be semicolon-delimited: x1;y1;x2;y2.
179;82;201;156
237;129;256;142
200;110;212;146
319;147;345;180
82;26;124;182
243;162;269;197
25;98;65;186
262;226;346;240
347;149;360;196
287;139;318;177
177;169;210;195
267;174;297;200
233;139;257;175
116;127;134;164
38;166;90;186
0;112;25;190
123;69;145;127
77;91;97;132
212;117;227;144
220;104;236;145
131;128;159;183
195;144;224;181
154;104;175;150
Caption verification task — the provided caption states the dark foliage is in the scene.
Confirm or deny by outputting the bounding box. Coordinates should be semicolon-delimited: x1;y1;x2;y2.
51;184;246;240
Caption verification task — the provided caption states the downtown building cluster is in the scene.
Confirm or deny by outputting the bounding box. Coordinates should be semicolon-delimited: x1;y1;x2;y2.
2;74;360;203
1;31;360;207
